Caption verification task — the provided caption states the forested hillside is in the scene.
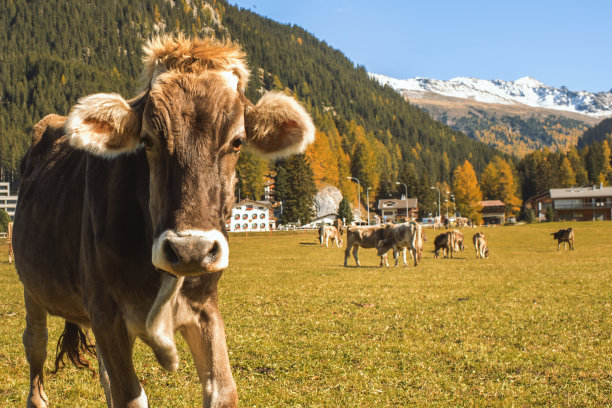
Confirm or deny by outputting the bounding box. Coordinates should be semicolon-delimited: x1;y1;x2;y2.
1;0;504;209
450;113;588;156
577;117;612;149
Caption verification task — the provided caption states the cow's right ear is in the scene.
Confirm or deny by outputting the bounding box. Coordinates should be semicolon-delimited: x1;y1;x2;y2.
65;93;142;158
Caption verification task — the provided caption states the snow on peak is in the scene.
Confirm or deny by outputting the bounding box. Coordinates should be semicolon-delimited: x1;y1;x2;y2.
370;73;612;118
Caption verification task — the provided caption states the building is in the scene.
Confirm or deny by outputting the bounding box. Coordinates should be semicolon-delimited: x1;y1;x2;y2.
480;200;505;225
228;200;275;232
0;182;18;218
377;197;418;222
550;185;612;221
525;191;553;221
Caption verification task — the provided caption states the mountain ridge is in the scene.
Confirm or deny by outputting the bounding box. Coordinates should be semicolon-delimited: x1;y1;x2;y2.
371;74;612;118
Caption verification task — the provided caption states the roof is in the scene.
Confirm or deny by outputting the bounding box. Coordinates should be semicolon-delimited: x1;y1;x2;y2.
377;198;418;210
480;200;505;207
550;185;612;199
233;199;272;208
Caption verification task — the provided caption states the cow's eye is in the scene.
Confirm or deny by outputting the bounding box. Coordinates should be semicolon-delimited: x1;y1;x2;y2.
231;137;245;151
140;135;154;150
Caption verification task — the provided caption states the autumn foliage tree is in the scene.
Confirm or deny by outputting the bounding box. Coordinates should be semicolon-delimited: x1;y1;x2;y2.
452;160;483;224
479;156;522;216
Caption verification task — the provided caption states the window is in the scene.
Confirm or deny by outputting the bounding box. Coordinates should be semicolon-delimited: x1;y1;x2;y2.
243;223;248;229
261;213;266;219
246;205;253;211
260;223;266;228
252;223;258;229
243;214;248;220
235;224;240;230
234;214;240;220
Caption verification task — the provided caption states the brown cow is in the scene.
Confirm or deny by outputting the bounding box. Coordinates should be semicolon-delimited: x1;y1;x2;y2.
377;221;424;267
453;229;465;252
433;231;456;258
344;224;392;267
333;218;344;235
473;232;489;258
551;228;575;251
319;225;343;247
13;35;314;408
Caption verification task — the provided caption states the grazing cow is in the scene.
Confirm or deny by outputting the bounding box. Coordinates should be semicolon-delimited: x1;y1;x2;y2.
453;229;465;252
377;221;424;267
333;218;344;235
473;232;489;258
344;224;392;267
433;231;456;258
319;225;343;247
551;228;575;251
13;35;314;408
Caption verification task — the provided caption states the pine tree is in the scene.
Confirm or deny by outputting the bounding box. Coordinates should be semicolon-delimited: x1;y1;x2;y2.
337;197;353;224
452;160;483;224
274;154;316;225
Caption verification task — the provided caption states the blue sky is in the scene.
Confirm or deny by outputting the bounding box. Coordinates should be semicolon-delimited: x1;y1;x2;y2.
229;1;611;93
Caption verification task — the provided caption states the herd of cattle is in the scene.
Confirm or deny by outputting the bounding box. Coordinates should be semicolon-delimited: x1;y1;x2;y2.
319;222;576;267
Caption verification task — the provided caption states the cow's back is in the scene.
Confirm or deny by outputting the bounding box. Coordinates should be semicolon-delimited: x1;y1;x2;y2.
14;115;90;321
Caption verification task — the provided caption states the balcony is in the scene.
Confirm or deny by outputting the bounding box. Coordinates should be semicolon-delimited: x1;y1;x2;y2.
554;202;612;210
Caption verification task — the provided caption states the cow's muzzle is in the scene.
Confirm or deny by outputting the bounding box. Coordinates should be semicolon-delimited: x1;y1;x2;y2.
152;230;229;276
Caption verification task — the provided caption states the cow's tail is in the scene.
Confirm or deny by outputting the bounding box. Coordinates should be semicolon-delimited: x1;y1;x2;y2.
51;321;97;374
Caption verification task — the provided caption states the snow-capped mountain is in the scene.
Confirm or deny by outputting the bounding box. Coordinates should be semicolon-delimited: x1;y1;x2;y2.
370;74;612;118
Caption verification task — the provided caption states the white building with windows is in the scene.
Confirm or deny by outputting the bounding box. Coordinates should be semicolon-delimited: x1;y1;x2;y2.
227;200;275;232
0;182;18;218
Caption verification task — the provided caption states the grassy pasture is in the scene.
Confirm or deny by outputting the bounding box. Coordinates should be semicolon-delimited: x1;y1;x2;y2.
0;221;610;407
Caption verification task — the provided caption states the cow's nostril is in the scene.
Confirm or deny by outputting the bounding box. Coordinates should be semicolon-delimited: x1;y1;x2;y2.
208;241;220;259
163;241;179;265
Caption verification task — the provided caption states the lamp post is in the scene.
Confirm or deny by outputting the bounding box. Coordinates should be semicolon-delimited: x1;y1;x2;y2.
347;177;361;223
450;194;455;218
445;199;449;220
396;181;408;222
366;187;371;225
430;186;440;219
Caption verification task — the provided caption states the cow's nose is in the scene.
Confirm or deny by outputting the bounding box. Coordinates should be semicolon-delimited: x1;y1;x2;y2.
152;230;229;276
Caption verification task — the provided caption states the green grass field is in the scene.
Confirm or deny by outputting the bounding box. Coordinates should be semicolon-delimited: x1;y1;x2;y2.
1;221;610;407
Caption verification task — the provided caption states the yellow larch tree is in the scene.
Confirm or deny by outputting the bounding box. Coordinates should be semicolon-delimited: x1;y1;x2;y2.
452;160;483;224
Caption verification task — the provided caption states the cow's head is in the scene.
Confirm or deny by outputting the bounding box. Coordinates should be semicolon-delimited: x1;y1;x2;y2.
65;35;314;276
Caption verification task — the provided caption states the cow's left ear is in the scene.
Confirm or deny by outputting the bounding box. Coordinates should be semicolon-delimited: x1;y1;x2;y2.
65;93;142;158
245;92;315;159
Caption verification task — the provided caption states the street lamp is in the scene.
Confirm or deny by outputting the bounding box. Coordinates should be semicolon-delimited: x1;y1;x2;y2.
430;186;440;219
445;199;449;220
396;181;408;222
347;177;361;223
366;187;371;225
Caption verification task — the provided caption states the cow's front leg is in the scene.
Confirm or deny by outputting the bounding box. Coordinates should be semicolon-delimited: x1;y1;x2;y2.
402;247;408;266
181;298;238;408
92;309;147;408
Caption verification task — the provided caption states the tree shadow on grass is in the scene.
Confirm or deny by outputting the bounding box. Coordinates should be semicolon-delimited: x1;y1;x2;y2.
299;242;318;246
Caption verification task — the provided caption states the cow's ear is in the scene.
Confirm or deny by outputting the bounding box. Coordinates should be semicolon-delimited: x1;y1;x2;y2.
65;93;141;158
245;92;315;159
